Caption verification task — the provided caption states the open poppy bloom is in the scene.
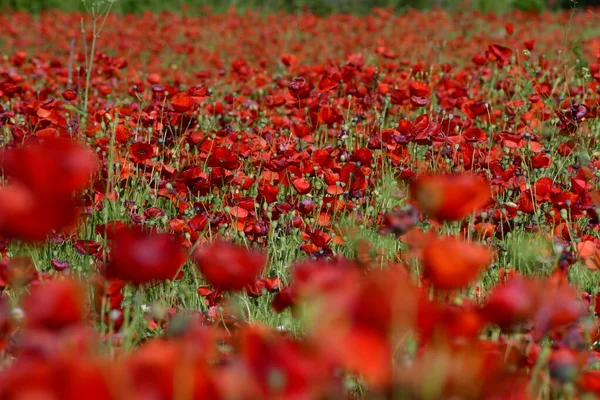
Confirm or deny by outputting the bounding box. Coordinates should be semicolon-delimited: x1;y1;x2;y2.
129;142;155;163
410;174;492;221
421;235;493;291
104;227;186;285
192;241;266;291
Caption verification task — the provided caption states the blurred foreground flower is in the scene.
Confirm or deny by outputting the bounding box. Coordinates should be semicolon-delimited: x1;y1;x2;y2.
411;174;491;221
0;138;97;242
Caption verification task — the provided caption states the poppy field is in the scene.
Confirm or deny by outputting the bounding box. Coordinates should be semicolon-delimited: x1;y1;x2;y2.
3;4;600;399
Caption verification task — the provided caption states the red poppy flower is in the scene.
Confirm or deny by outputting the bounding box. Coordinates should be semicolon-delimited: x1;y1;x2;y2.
579;370;600;394
192;241;265;291
207;147;240;170
22;279;86;331
124;340;220;399
422;235;493;291
95;220;127;241
411;174;491;221
238;325;334;398
0;355;119;399
318;105;342;126
105;227;186;285
482;277;537;331
50;259;70;272
0;182;80;242
115;124;132;144
61;89;78;101
292;177;312;195
487;44;513;66
171;91;193;112
287;77;311;99
318;73;340;93
1;138;98;197
91;276;125;314
335;326;392;387
129;142;155;163
257;183;279;203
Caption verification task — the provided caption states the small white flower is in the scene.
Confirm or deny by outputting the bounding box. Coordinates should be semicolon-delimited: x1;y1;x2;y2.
109;309;121;322
11;307;24;321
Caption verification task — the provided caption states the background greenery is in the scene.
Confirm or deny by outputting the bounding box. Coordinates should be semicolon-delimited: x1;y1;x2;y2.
0;0;592;14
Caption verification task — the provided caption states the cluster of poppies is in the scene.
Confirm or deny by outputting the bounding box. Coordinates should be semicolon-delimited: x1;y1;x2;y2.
0;6;600;399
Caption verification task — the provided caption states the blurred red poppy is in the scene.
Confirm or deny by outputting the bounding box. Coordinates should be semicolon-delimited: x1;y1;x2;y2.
238;325;335;398
22;279;87;332
124;340;220;399
0;139;96;242
0;182;80;242
192;241;266;291
335;326;392;388
422;235;493;290
411;174;491;221
579;370;600;394
482;277;537;331
105;227;186;285
1;138;97;197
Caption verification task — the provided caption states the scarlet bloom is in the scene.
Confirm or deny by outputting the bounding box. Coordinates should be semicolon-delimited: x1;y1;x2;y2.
124;340;220;399
0;356;118;400
207;147;240;170
105;227;186;285
1;138;98;197
170;91;193;112
292;177;312;195
411;174;491;221
579;370;600;394
487;44;513;66
422;235;493;291
22;279;87;331
61;89;78;101
238;325;334;399
192;241;266;291
318;105;341;125
129;142;155;163
0;181;80;242
482;277;537;331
